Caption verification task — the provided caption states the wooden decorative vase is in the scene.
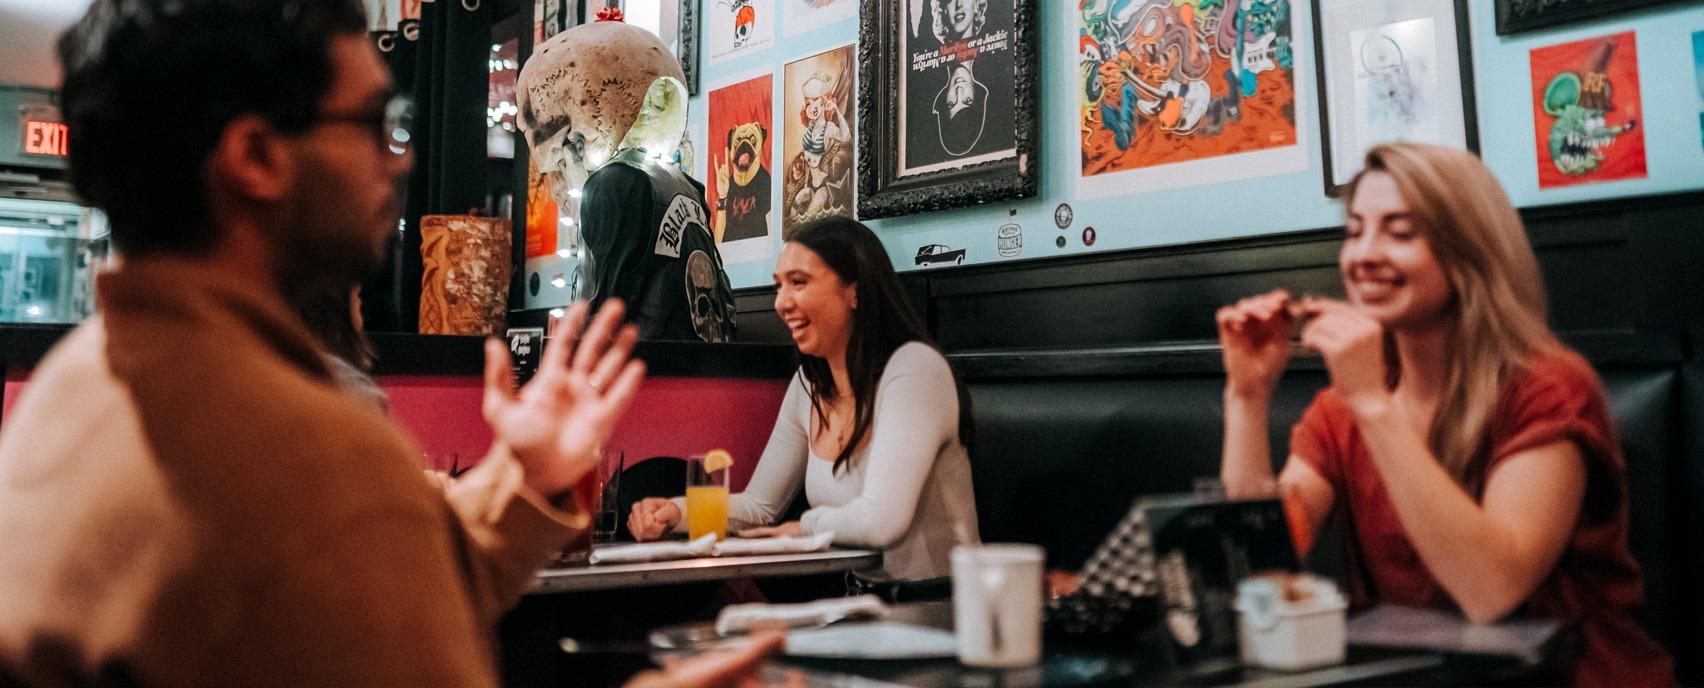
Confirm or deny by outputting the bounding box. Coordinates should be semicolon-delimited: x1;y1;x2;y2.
419;214;512;336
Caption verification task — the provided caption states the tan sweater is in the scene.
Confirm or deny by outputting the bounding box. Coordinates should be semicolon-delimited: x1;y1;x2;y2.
0;257;584;686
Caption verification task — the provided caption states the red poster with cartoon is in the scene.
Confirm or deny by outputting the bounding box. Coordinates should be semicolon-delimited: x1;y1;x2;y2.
1529;32;1646;189
707;74;774;249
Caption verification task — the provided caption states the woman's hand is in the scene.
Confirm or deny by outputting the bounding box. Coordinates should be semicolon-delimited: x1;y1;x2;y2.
1216;289;1297;400
738;521;802;538
1298;297;1392;418
483;300;646;500
628;498;682;541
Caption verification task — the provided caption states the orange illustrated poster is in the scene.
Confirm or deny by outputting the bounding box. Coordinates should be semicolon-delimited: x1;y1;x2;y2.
707;74;774;250
524;158;558;259
1529;31;1646;189
1078;0;1299;177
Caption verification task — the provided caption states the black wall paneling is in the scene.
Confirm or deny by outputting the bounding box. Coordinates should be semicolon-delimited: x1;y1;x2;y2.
734;290;790;345
734;190;1704;372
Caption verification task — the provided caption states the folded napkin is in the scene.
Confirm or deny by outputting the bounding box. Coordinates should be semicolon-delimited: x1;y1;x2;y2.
588;533;717;565
711;531;835;557
714;595;890;636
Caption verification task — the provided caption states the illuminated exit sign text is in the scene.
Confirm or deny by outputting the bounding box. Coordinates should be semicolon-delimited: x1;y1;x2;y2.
22;119;68;157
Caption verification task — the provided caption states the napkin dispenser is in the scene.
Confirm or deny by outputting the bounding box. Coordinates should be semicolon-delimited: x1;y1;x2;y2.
1234;573;1347;671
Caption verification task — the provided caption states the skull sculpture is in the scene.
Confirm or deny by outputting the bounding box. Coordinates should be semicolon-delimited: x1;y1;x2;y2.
516;19;689;219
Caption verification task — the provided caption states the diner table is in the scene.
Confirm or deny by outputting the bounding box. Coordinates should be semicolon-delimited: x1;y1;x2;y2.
528;546;882;594
649;601;1567;687
505;546;882;686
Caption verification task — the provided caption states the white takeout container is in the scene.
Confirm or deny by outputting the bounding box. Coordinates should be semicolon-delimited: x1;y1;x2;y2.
1234;574;1348;671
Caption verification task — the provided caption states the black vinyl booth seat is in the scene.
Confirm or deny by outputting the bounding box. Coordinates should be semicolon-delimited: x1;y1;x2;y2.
960;350;1698;670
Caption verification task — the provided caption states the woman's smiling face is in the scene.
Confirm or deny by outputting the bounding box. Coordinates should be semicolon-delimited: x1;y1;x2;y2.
773;242;857;359
1341;171;1453;330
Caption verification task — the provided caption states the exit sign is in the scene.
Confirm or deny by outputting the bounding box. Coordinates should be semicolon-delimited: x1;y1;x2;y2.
21;119;68;157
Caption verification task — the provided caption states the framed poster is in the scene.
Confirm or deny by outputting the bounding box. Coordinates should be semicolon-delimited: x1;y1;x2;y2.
619;0;703;95
857;0;1039;219
1076;0;1306;198
1495;0;1689;37
534;0;580;42
708;0;776;64
1312;0;1478;195
1529;31;1646;189
784;0;858;36
782;44;857;238
707;72;776;263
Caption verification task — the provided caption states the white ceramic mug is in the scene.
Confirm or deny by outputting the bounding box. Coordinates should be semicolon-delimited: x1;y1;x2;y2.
952;543;1045;667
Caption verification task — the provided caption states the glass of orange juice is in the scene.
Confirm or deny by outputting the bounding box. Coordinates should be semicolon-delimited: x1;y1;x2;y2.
686;450;732;541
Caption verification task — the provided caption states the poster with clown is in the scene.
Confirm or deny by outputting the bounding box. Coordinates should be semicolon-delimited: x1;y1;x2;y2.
709;0;776;64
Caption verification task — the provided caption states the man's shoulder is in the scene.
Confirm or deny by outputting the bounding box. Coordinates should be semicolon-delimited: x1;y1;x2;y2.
0;319;133;466
92;318;427;508
4;316;431;518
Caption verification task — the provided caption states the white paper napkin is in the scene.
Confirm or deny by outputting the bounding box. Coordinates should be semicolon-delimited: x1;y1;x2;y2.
784;622;959;659
588;533;717;565
711;531;835;557
714;594;889;636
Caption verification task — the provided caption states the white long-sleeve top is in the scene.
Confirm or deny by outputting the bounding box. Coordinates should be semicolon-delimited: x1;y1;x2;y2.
677;342;980;580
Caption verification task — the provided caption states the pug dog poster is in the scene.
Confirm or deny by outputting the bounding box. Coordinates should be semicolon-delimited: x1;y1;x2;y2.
708;72;775;260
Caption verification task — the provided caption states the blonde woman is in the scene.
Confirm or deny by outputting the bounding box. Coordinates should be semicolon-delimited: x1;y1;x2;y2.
1217;143;1672;686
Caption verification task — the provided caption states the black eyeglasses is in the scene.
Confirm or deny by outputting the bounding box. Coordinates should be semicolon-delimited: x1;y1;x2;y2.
316;94;414;156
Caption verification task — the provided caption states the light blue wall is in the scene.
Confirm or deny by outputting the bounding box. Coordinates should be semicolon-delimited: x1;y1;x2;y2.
690;2;1704;290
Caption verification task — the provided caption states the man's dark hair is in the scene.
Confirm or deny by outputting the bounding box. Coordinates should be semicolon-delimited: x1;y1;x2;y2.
58;0;367;255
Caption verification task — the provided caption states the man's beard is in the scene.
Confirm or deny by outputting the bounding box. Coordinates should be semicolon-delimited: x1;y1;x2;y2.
274;177;394;304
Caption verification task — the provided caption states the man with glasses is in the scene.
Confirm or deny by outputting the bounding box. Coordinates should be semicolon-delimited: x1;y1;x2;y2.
0;1;776;686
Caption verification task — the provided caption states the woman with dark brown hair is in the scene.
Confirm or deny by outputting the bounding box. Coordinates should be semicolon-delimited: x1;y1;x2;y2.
629;217;979;584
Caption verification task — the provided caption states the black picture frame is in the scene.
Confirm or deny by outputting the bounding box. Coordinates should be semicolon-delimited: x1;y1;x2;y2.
1311;0;1480;197
676;0;702;95
609;0;700;94
856;0;1039;220
1494;0;1689;36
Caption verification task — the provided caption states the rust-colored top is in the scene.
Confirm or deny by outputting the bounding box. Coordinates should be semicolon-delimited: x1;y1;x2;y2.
1292;350;1674;687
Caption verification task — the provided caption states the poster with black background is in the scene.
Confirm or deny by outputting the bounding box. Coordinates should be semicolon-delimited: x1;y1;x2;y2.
898;0;1017;177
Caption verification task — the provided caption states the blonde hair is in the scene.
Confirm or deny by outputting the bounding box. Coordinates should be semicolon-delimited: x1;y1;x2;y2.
1346;143;1560;496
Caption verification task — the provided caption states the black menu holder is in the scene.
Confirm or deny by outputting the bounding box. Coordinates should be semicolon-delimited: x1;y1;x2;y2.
1141;495;1301;671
